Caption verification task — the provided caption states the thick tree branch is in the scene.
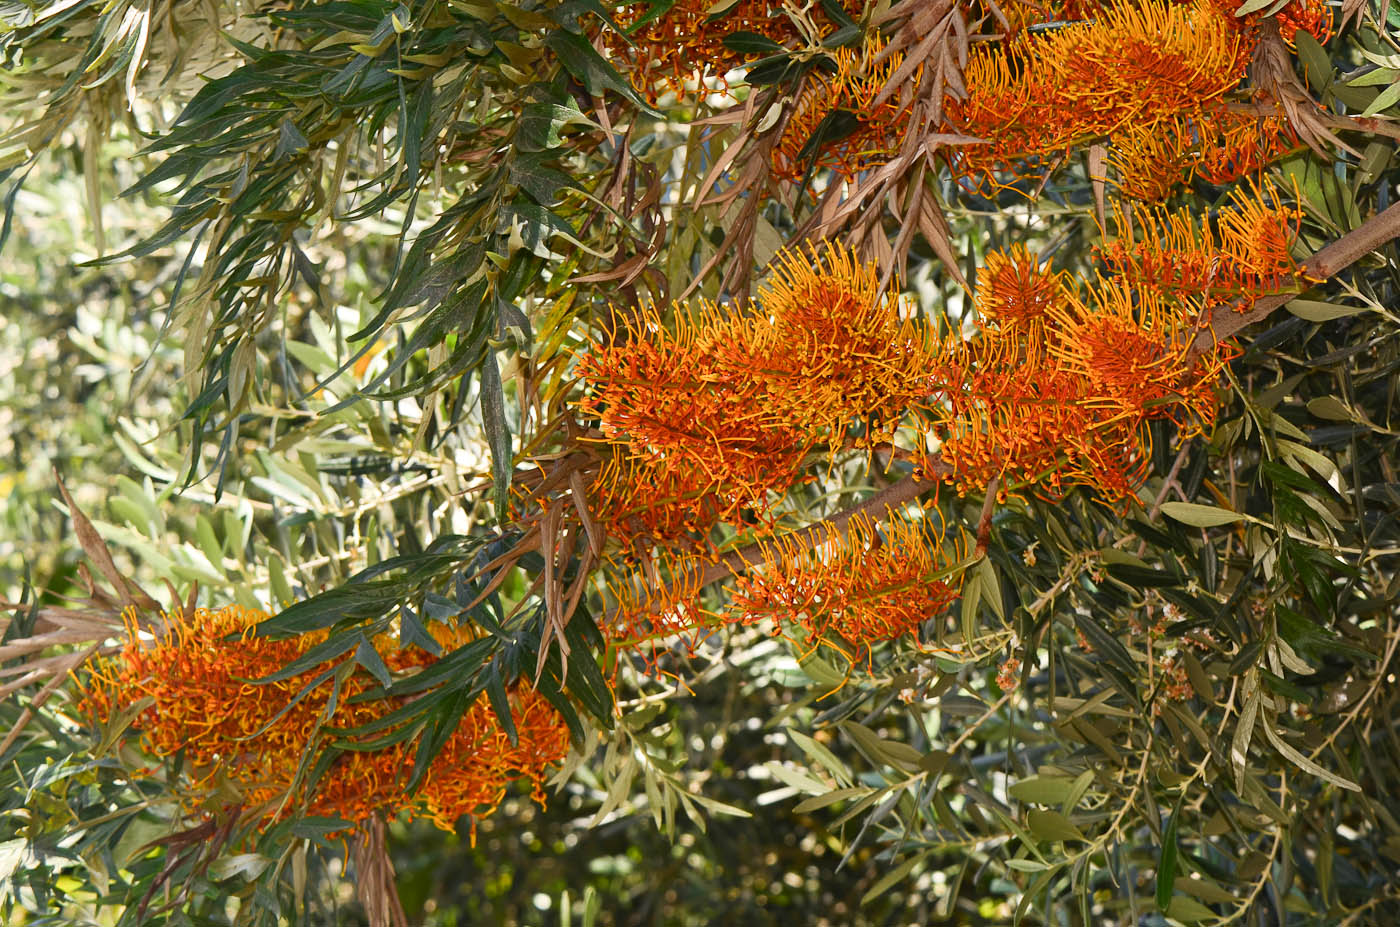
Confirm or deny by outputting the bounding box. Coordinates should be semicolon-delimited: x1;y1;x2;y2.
1188;198;1400;360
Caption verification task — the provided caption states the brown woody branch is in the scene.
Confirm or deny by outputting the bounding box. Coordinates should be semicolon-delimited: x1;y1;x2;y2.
1225;101;1400;144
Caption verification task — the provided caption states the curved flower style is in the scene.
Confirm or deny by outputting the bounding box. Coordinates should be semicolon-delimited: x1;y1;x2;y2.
771;38;920;183
989;0;1108;34
574;244;939;551
1097;180;1306;310
603;547;715;668
81;606;570;839
728;511;965;661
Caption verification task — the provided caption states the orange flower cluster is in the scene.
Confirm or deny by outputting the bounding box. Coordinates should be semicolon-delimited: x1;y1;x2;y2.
947;0;1327;198
1220;0;1333;44
1047;280;1221;427
598;511;964;672
577;309;813;546
920;190;1280;500
990;0;1330;40
603;1;777;99
605;3;915;183
588;455;730;548
922;250;1085;495
771;39;920;184
575;244;937;550
729;511;965;662
603;0;856;101
1110;106;1300;202
948;0;1250;189
82;606;570;839
930;323;1152;500
996;655;1021;692
583;181;1301;662
1097;181;1306;310
603;548;715;665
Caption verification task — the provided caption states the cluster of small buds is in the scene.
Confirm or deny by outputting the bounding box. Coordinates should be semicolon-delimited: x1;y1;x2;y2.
1158;653;1196;702
1251;593;1272;620
1130;609;1172;639
997;656;1022;693
1185;628;1218;651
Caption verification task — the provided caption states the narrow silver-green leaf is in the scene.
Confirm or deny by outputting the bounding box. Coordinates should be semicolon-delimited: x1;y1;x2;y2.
479;349;512;521
1161;502;1243;528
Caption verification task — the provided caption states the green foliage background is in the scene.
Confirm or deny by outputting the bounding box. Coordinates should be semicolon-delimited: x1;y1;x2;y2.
2;0;1400;924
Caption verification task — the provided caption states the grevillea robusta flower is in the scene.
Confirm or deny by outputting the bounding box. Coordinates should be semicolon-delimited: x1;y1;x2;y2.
82;606;570;841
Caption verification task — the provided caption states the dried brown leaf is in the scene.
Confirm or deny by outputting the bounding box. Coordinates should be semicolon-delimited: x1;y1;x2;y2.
55;472;159;613
351;815;410;927
1250;22;1355;157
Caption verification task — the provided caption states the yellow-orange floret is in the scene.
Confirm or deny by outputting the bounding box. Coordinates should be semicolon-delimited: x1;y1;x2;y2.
729;511;964;663
771;38;920;183
975;244;1073;328
80;606;570;839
